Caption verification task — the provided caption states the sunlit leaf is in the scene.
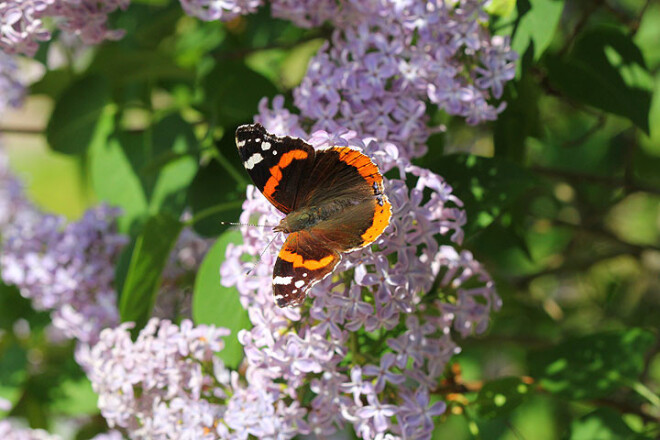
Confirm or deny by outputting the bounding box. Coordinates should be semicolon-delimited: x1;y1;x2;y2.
119;214;183;332
529;328;655;400
475;377;533;419
193;229;251;369
546;26;653;134
46;75;112;155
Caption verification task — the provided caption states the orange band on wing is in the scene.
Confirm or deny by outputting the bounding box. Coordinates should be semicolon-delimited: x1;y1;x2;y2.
332;147;383;186
361;196;393;245
279;248;336;269
263;150;309;199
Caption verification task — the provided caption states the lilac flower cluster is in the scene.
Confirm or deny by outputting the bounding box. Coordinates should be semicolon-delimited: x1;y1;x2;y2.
289;1;516;159
0;420;122;440
0;420;61;440
0;204;127;345
180;0;516;159
218;130;500;438
0;0;130;56
179;0;260;22
0;52;24;115
0;148;32;232
78;318;275;439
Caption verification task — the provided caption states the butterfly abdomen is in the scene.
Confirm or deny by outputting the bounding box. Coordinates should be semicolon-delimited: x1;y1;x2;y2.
275;199;365;234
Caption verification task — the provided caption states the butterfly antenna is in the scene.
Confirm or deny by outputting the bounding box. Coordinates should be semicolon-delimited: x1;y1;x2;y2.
245;233;281;276
220;221;274;228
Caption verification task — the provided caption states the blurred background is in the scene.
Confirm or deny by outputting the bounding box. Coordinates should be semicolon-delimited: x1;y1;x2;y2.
1;0;659;439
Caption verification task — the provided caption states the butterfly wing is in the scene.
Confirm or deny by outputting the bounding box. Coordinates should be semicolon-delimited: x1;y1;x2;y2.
304;147;392;252
272;231;341;307
235;123;315;214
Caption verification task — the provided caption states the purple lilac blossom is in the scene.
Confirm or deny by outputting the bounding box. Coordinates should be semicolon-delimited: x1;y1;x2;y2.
178;0;261;21
0;420;61;440
0;0;129;56
0;52;24;114
218;130;500;439
0;148;33;232
268;0;517;159
0;204;127;345
0;421;122;440
77;318;292;440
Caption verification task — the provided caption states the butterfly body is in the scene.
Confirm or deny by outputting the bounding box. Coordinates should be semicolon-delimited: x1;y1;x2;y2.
235;123;392;307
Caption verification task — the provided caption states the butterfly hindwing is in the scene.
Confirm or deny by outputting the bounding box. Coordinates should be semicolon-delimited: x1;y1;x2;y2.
272;231;341;307
304;147;392;251
235;123;315;214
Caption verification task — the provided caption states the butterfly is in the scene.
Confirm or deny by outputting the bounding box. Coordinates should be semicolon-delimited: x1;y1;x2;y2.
235;123;392;307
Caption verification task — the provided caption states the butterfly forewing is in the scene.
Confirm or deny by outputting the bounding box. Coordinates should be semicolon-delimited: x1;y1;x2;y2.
235;124;315;214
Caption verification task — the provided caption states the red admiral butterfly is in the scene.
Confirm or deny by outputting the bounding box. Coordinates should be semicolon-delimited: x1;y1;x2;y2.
235;123;392;307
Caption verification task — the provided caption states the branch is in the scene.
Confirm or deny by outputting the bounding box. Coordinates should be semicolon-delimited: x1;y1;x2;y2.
558;0;605;57
552;218;660;253
213;29;330;61
0;127;44;135
531;166;660;196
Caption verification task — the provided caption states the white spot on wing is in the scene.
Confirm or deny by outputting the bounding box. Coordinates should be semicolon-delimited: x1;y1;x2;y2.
261;141;271;151
237;140;246;147
244;153;264;170
294;280;305;288
273;276;293;285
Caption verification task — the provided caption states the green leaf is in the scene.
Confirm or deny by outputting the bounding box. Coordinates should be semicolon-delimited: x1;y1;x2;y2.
90;131;149;234
119;214;183;332
187;159;245;237
193;229;251;369
46;75;112;155
147;114;199;217
203;60;278;126
475;377;532;420
187;129;246;236
569;408;651;440
485;0;516;17
494;71;541;162
90;46;194;85
90;114;198;233
529;328;656;400
425;154;539;235
48;378;99;416
545;26;653;134
511;0;564;74
30;69;74;99
0;342;28;417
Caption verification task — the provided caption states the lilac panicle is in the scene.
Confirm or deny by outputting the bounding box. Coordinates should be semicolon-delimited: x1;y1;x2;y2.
0;0;130;56
178;0;262;21
219;130;499;439
0;420;62;440
0;52;24;115
78;318;300;439
0;148;32;232
193;0;517;159
0;204;127;345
